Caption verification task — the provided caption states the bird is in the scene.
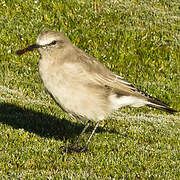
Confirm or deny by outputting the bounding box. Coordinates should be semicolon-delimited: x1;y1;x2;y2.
16;30;177;152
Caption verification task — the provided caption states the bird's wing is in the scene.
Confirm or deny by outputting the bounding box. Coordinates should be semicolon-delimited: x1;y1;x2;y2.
75;47;140;96
75;47;176;113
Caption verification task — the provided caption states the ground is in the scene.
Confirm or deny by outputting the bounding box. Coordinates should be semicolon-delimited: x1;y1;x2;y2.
0;0;179;179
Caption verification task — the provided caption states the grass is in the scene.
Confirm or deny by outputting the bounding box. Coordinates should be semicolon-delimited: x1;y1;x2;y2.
0;0;180;179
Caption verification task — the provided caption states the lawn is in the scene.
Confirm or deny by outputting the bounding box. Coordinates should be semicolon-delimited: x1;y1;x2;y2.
0;0;180;179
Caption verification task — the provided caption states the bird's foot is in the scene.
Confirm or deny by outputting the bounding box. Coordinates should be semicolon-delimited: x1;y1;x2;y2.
61;145;90;153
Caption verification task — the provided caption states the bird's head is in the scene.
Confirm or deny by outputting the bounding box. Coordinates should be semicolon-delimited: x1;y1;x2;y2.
16;31;71;56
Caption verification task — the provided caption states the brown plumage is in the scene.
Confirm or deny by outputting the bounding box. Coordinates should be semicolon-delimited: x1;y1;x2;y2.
16;30;177;152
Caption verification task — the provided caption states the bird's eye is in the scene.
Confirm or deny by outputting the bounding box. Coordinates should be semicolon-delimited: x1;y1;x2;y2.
50;40;57;46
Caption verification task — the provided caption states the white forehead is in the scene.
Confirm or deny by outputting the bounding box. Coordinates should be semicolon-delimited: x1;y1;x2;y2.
36;31;70;46
36;35;56;46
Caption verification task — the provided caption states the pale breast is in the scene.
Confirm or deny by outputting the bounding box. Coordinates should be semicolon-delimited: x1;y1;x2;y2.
39;58;110;121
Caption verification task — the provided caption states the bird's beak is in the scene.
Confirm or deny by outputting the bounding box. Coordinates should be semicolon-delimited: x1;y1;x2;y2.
16;44;42;55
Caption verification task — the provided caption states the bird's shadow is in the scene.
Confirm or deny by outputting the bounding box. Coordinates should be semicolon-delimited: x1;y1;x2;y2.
0;103;121;142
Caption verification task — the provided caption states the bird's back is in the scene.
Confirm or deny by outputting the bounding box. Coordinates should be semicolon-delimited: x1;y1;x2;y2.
38;33;176;123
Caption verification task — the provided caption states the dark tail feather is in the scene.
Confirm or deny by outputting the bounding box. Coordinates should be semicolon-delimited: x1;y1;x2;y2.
147;97;177;114
147;104;177;114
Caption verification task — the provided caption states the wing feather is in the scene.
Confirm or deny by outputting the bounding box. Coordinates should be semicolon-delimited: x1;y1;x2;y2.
73;46;176;113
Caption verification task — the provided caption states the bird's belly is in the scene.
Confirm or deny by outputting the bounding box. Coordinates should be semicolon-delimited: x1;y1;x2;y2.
39;68;108;121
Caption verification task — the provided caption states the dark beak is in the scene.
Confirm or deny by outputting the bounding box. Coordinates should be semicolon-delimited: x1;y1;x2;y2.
16;44;42;55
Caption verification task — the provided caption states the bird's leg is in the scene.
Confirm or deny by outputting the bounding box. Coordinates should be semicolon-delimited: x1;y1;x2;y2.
79;121;100;152
61;120;90;153
66;121;100;153
71;120;91;148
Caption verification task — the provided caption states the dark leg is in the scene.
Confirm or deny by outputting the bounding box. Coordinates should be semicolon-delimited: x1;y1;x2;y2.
63;121;100;153
71;120;91;148
79;121;100;152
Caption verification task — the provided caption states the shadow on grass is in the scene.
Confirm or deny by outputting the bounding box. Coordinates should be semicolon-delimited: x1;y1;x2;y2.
0;103;121;142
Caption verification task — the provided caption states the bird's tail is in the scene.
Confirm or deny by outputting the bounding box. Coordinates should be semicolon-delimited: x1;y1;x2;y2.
146;96;177;114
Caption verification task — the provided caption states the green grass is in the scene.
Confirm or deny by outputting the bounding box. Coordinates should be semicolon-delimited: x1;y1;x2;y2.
0;0;180;179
